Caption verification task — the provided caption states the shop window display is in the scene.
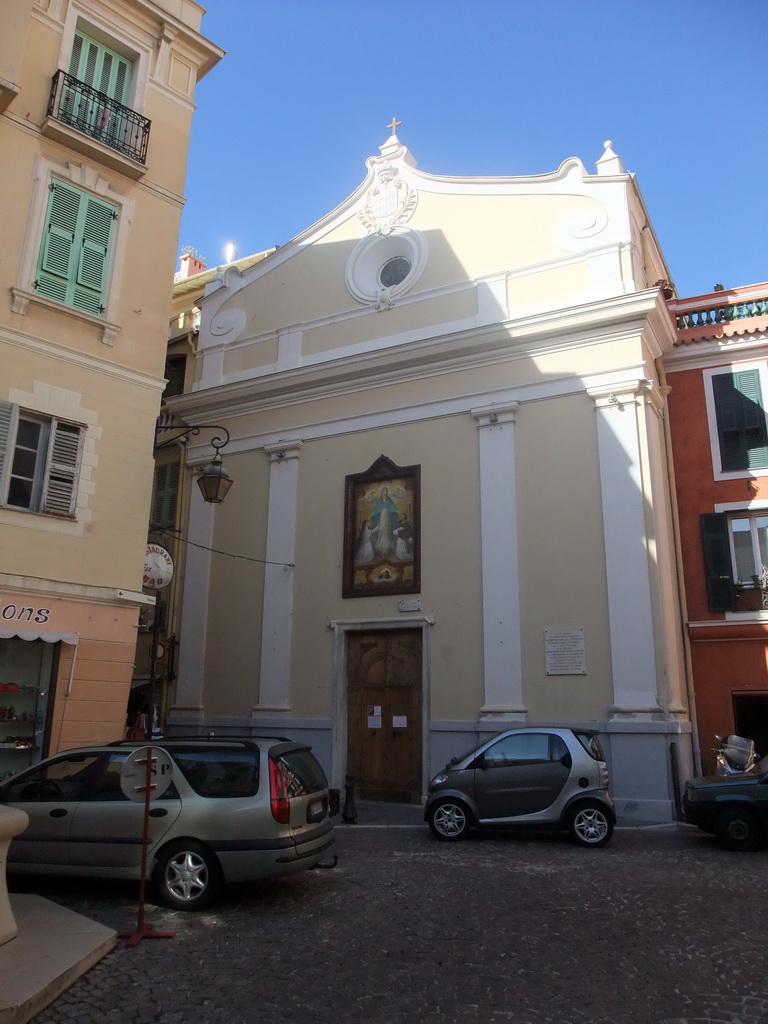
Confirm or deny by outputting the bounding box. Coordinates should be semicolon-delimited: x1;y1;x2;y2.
0;638;54;779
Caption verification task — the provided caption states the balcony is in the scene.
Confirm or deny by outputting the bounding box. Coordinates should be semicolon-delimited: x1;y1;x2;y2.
44;70;150;178
669;283;768;346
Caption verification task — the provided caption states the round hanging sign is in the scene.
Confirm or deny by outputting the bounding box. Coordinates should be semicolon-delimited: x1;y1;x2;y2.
143;544;174;590
120;746;174;802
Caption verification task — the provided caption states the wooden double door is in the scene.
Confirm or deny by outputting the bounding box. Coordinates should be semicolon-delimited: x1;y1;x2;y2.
347;630;422;803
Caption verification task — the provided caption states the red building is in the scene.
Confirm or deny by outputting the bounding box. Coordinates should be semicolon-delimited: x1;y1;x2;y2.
665;282;768;773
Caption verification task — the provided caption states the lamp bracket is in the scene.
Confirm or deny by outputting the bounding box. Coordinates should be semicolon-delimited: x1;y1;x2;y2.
154;423;230;453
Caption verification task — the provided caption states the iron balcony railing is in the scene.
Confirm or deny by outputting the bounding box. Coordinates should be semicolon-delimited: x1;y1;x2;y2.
47;70;150;165
675;295;768;331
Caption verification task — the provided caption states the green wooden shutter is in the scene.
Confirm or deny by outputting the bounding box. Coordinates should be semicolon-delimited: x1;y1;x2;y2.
74;194;115;314
35;181;81;304
713;369;768;471
700;513;736;612
152;462;180;528
69;30;132;103
40;419;84;516
35;180;115;315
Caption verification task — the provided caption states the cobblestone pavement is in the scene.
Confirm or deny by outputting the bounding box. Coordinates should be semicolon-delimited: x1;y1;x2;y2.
11;817;768;1024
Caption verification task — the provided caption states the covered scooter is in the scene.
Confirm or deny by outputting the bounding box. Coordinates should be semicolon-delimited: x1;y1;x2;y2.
713;734;759;775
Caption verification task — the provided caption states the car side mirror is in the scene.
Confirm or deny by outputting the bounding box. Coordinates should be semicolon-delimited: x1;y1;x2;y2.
470;755;488;770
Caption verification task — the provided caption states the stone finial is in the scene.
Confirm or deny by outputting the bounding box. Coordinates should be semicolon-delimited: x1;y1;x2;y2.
596;139;626;176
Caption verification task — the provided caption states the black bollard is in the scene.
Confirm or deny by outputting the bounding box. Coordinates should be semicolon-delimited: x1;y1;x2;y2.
341;774;357;824
328;787;341;817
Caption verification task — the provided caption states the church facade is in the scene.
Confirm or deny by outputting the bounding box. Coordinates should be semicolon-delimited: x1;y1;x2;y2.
167;131;692;820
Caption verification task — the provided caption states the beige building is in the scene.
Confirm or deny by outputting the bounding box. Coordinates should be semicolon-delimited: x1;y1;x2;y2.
0;0;221;777
168;132;692;820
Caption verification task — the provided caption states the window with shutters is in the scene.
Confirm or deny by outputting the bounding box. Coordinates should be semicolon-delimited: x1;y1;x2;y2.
46;28;150;165
701;508;768;614
152;462;180;529
69;31;133;108
705;363;768;478
33;179;116;317
0;402;85;517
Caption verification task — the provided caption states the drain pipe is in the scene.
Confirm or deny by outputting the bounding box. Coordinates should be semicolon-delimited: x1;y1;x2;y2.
657;356;703;778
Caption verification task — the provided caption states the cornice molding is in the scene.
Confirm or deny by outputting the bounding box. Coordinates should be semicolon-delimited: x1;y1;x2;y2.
1;324;166;392
187;288;670;409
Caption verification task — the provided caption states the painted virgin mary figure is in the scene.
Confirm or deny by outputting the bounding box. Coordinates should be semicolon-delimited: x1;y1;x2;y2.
370;486;399;558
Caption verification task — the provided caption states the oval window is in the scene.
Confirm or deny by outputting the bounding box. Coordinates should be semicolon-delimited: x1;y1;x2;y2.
379;256;411;288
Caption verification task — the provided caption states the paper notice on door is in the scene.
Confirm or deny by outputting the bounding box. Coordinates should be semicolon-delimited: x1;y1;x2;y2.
392;715;408;728
367;705;382;728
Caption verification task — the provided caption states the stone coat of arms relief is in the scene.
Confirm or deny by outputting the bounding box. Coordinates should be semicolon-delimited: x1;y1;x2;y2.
358;161;418;236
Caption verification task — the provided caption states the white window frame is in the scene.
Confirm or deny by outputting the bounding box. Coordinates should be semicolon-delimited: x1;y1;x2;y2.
715;499;768;619
0;403;86;518
58;4;152;116
704;361;768;481
11;155;132;345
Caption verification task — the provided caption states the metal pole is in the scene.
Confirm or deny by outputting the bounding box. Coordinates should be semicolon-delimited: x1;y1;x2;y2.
147;597;160;739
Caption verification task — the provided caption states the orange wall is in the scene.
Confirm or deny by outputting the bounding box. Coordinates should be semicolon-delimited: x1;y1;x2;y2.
691;635;768;773
667;365;768;622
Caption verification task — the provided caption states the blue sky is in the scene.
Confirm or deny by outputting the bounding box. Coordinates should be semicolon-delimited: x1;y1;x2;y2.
179;0;767;298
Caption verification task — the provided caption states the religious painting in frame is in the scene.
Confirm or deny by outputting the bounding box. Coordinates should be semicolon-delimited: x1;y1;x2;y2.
343;455;421;598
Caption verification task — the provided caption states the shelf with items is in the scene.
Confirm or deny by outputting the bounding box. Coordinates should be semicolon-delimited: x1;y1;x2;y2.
0;682;43;778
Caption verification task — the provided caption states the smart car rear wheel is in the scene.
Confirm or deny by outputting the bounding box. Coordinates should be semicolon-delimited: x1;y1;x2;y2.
715;807;763;852
567;802;613;848
428;799;472;841
153;840;222;910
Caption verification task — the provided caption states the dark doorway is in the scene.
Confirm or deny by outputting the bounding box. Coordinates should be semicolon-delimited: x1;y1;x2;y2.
732;693;768;757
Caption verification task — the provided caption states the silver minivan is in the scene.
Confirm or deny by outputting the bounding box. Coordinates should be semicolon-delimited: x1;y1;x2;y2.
424;727;615;847
0;737;336;909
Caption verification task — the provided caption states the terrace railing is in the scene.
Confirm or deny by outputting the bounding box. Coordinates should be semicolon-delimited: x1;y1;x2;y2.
47;70;151;165
675;296;768;331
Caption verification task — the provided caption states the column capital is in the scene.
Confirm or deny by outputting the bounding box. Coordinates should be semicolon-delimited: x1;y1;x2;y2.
264;441;303;463
471;402;519;427
587;378;656;411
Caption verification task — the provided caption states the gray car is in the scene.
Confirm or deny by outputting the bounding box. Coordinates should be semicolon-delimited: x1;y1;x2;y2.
0;737;336;910
424;727;615;847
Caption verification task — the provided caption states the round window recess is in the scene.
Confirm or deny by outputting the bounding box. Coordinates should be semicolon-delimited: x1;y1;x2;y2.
379;256;412;288
344;227;427;308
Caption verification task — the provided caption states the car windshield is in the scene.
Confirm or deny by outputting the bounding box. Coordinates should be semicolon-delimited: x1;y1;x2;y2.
447;744;483;767
574;731;606;762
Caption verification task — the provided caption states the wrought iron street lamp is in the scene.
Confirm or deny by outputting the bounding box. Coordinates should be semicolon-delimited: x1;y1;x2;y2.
154;423;233;504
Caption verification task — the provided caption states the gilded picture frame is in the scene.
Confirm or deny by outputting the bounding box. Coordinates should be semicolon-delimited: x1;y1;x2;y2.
343;455;421;598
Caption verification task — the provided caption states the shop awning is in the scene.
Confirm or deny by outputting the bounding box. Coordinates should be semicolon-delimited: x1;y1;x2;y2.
0;626;80;644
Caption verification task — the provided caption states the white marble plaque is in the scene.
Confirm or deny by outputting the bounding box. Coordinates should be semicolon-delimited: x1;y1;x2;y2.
544;628;586;675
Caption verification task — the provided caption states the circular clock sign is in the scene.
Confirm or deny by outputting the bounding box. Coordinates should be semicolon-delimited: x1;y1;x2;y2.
143;543;174;590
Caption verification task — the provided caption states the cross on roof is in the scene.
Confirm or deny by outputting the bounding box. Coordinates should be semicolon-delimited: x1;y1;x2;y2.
386;117;402;136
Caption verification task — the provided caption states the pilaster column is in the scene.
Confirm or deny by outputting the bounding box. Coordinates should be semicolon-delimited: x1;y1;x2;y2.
588;380;661;714
173;494;215;720
253;442;302;713
471;403;526;724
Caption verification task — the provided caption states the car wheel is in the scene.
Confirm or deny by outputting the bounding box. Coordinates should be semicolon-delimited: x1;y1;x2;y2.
715;807;763;852
153;840;222;911
567;802;613;848
428;799;473;841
